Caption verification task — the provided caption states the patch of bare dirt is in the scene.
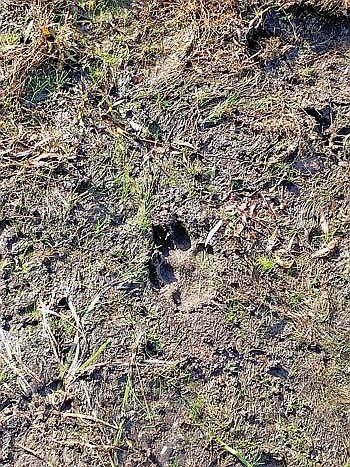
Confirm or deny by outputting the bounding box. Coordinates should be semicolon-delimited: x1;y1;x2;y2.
1;1;350;466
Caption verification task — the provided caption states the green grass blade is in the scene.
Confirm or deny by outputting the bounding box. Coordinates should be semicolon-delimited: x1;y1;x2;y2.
78;337;112;372
114;374;132;446
216;437;253;467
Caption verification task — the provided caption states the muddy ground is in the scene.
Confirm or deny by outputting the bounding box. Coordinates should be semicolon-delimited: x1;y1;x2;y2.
1;1;350;466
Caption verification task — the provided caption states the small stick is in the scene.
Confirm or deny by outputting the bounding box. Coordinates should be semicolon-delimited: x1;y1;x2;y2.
50;437;121;452
52;410;119;431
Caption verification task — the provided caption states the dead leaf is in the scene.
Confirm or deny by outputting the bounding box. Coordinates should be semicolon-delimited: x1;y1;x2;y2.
174;141;196;150
320;208;329;235
22;20;34;44
41;26;52;38
275;255;294;269
232;223;244;237
249;202;258;217
266;227;279;251
311;239;337;258
286;234;296;252
205;219;223;247
129;120;143;133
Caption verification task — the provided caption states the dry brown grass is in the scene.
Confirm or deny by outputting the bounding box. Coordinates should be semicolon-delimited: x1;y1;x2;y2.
0;0;348;104
242;0;349;13
0;0;80;103
1;5;49;98
288;0;349;13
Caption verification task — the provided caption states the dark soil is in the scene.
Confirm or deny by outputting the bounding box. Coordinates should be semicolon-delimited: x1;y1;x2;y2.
1;1;350;466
